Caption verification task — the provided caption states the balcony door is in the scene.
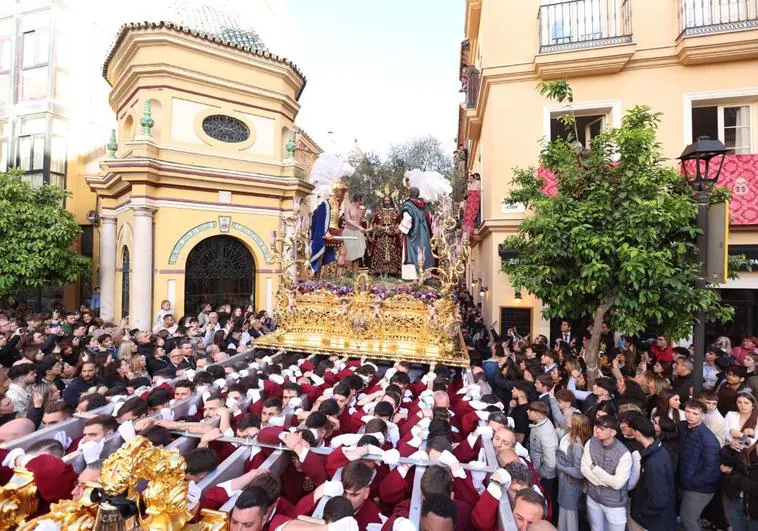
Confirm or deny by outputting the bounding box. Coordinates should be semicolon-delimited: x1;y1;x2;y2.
543;0;609;45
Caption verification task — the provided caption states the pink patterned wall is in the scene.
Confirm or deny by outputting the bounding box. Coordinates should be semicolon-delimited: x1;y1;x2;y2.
537;155;758;226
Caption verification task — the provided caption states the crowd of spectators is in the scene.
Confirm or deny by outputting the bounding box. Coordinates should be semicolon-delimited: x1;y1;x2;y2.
0;292;756;531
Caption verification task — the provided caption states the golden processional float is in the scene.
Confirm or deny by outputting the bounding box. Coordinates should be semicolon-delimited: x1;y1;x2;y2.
253;186;471;368
4;436;228;531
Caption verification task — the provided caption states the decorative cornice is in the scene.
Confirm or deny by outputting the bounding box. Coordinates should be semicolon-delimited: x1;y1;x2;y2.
533;43;637;80
294;126;323;154
464;1;482;40
474;218;523;241
103;21;307;98
93;157;311;188
675;30;758;65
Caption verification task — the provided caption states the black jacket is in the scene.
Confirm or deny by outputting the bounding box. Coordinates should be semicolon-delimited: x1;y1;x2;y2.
725;457;758;520
630;439;677;531
62;377;97;408
146;355;170;376
0;335;20;367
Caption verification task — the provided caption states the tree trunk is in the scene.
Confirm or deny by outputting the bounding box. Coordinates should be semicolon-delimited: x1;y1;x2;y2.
584;296;615;386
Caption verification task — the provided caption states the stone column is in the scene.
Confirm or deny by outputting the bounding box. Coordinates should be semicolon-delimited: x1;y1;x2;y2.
131;207;155;331
98;216;117;322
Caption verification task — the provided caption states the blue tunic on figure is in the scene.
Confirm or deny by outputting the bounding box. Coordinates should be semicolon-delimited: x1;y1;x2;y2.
400;192;434;280
310;200;335;274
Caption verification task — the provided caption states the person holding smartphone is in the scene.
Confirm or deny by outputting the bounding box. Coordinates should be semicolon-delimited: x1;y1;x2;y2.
725;392;758;448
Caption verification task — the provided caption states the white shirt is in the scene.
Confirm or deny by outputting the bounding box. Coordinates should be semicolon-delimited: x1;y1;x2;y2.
703;363;720;390
6;382;29;415
704;409;727;446
724;410;758;444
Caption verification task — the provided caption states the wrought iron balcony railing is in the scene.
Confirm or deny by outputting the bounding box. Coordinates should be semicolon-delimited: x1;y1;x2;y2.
679;0;758;37
538;0;633;54
465;65;480;109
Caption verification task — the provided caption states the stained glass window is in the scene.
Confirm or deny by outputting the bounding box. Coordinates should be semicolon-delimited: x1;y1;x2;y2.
201;115;250;143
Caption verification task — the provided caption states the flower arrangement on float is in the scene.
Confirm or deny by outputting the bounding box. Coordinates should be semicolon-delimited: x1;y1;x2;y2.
294;278;443;303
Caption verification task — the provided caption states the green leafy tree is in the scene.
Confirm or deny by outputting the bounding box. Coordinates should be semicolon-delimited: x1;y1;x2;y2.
344;152;387;212
0;170;91;299
385;135;462;205
502;82;733;379
387;135;453;174
343;136;460;211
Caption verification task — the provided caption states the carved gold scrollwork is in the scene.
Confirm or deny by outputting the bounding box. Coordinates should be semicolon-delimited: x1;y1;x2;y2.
0;468;39;529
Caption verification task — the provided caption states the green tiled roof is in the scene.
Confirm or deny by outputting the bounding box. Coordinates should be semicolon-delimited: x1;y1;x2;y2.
167;3;267;51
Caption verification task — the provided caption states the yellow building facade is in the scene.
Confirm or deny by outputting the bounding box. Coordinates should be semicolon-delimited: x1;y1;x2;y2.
460;0;758;341
87;15;319;331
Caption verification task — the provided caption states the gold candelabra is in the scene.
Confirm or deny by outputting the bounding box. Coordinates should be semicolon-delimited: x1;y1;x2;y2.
267;208;315;291
419;197;470;295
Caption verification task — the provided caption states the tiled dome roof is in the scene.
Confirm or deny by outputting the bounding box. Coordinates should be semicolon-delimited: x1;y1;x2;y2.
102;1;306;95
165;1;267;51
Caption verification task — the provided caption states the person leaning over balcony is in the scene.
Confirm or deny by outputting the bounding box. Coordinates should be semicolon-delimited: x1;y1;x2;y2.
678;398;722;531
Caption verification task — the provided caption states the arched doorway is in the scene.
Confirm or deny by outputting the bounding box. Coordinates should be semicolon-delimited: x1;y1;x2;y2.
184;235;255;316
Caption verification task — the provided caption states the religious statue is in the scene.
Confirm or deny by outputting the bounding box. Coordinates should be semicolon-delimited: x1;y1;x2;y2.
342;192;368;274
399;186;434;280
370;191;401;276
310;181;347;277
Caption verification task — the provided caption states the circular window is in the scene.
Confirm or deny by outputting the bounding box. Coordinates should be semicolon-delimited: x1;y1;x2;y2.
201;114;250;143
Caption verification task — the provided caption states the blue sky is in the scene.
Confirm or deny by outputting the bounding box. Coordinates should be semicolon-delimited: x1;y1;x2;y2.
277;0;464;155
111;0;464;155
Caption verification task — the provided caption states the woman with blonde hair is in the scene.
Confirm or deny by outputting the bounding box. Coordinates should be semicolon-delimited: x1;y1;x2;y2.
714;335;734;358
116;340;137;362
127;354;148;380
556;412;591;531
644;374;670;417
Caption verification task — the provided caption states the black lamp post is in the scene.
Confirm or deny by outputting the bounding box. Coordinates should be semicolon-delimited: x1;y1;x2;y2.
678;136;727;397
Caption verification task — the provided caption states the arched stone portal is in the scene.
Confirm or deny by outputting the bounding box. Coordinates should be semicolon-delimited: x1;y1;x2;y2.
184;235;255;315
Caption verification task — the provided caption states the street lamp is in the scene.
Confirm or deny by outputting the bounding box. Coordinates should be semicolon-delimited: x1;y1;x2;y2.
678;136;727;397
479;286;488;298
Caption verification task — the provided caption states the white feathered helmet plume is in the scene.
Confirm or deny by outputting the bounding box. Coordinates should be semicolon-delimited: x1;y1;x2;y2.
404;169;452;203
311;153;355;200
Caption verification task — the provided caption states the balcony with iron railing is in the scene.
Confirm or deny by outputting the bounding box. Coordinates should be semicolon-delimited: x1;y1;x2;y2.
679;0;758;37
538;0;632;54
535;0;636;79
465;65;480;109
676;0;758;64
